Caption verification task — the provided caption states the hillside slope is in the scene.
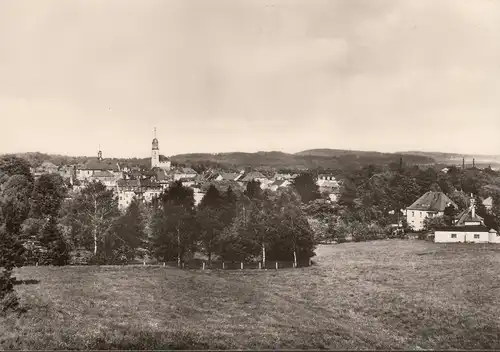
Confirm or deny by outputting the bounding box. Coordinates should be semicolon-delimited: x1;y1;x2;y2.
4;149;435;172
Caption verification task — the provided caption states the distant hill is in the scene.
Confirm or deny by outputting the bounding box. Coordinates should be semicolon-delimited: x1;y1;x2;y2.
3;149;436;173
169;149;434;172
398;151;500;169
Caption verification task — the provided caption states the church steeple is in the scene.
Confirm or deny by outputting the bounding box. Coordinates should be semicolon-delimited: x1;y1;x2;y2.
152;127;159;150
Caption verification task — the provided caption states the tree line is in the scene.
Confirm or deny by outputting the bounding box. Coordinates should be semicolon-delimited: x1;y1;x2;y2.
303;161;500;243
0;156;316;311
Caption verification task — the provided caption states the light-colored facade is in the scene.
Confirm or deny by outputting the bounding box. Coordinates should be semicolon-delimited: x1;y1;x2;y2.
434;198;499;243
406;191;457;231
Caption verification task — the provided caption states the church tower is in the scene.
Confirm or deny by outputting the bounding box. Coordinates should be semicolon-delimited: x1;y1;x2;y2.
151;128;160;168
97;144;103;161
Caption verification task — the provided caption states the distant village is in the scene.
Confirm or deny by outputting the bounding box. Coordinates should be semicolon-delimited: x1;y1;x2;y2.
29;128;342;211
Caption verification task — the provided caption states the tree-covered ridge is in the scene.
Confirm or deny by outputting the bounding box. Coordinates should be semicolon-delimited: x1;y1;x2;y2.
4;149;436;173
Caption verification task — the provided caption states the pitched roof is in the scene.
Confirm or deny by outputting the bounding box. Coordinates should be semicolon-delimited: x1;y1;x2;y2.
272;179;289;187
92;170;114;178
220;172;238;181
454;208;484;226
181;167;197;174
242;171;266;182
407;191;457;212
117;179;140;187
483;196;493;207
79;161;117;171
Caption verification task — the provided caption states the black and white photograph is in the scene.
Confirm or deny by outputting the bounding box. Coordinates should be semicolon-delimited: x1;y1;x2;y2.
1;0;500;349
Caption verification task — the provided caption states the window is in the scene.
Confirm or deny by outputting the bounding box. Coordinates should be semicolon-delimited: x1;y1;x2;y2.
474;234;480;239
412;211;415;216
451;234;457;239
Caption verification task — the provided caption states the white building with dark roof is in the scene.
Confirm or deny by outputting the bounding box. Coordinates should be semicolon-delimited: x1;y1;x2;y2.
406;191;458;231
434;197;499;243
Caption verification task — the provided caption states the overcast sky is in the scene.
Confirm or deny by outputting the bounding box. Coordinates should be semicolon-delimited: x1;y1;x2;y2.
1;0;499;158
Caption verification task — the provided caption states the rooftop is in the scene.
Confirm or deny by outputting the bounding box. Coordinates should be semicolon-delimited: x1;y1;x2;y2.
407;191;457;212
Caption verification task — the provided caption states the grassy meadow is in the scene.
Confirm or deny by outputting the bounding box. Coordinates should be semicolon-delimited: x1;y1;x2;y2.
2;240;500;349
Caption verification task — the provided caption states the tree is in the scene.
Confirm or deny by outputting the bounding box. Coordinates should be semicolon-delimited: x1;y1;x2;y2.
423;215;447;231
30;173;67;219
270;189;316;264
196;185;226;266
0;156;33;186
217;211;257;262
443;204;458;226
292;173;321;204
38;216;69;266
61;182;119;259
152;181;197;266
0;172;33;312
109;198;147;263
244;180;263;200
337;177;359;209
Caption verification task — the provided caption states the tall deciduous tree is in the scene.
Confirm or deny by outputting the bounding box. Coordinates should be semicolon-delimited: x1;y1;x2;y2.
38;216;69;266
0;172;33;311
61;181;119;258
197;185;225;265
292;173;321;204
30;173;67;219
152;181;196;266
109;198;147;263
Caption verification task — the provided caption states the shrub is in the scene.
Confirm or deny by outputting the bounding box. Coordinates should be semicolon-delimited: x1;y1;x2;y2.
0;271;19;313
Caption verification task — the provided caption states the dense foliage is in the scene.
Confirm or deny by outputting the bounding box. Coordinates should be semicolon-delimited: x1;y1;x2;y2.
306;163;500;243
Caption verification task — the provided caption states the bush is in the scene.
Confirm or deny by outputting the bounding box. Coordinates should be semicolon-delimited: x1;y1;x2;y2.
0;291;19;313
0;270;19;313
69;249;94;265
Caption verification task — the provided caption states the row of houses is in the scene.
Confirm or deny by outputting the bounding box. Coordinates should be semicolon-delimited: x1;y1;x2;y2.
30;129;342;210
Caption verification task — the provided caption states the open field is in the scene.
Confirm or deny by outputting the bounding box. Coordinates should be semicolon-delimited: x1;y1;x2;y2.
3;240;500;349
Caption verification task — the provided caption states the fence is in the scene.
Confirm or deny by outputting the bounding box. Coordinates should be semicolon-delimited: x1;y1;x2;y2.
123;258;313;270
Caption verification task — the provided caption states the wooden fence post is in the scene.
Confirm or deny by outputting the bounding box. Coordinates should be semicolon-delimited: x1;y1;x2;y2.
202;262;205;270
275;261;278;270
258;262;262;269
36;262;38;267
240;262;243;270
163;262;165;267
222;262;225;270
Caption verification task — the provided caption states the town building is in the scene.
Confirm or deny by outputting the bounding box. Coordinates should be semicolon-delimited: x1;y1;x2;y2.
116;178;162;210
172;167;198;181
268;179;292;192
406;191;458;231
75;149;120;181
483;196;493;212
434;198;499;243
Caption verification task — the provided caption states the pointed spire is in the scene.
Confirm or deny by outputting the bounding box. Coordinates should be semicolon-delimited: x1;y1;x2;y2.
154;127;157;139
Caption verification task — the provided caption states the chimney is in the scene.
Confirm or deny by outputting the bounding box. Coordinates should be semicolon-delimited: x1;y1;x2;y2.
471;196;476;218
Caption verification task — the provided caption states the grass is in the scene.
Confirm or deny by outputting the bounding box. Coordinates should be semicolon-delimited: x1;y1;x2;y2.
3;240;500;349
